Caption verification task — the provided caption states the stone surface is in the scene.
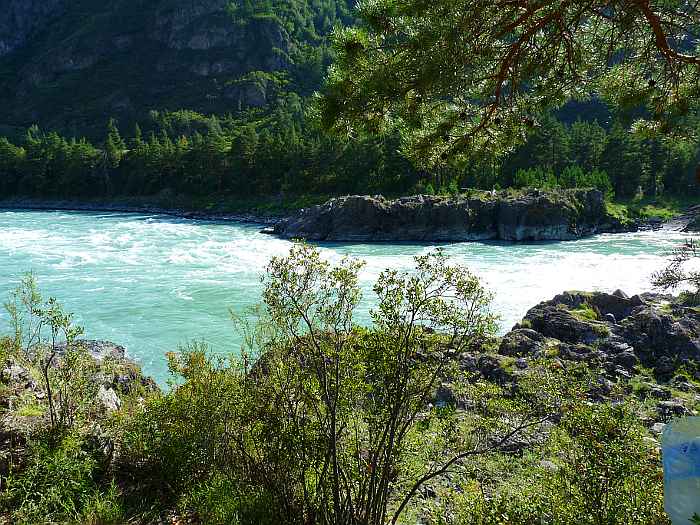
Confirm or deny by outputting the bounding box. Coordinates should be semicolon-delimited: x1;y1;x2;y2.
524;305;601;345
614;351;640;370
274;190;614;242
1;364;30;384
54;339;127;361
496;290;700;425
648;386;672;400
0;0;293;130
0;339;159;477
6;340;158;403
515;358;529;370
652;422;667;434
657;400;690;421
97;385;122;412
499;329;545;357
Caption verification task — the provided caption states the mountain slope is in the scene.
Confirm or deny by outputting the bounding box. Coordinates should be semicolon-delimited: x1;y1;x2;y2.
0;0;353;136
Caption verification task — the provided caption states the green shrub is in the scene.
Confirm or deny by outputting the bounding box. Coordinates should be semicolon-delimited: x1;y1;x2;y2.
0;252;670;525
4;273;96;431
544;402;667;524
0;431;118;524
115;246;569;525
570;302;599;321
177;474;279;525
117;347;246;495
447;402;668;525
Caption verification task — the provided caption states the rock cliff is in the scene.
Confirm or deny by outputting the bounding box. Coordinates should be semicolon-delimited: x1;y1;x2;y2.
0;0;346;133
273;189;623;242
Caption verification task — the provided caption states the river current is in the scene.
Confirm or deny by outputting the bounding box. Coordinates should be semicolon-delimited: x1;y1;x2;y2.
0;210;692;383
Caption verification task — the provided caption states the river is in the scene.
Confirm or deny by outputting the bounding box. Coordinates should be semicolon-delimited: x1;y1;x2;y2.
0;209;691;383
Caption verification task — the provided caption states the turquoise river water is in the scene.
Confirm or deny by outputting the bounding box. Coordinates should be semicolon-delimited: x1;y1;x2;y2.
0;209;693;383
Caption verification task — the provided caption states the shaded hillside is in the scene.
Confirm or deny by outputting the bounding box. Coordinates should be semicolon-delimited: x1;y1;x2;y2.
0;0;353;137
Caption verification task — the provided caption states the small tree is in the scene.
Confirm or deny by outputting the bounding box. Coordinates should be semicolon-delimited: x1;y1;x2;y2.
4;274;92;430
116;246;573;524
652;239;700;302
105;118;126;169
256;244;566;525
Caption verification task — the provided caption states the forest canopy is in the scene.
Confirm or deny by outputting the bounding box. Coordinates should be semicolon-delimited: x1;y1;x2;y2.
321;0;700;165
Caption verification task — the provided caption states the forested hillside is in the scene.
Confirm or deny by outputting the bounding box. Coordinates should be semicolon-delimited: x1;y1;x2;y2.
0;0;353;136
0;0;699;208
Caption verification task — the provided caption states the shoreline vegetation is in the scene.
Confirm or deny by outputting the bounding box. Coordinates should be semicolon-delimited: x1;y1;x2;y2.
1;109;699;228
2;252;695;524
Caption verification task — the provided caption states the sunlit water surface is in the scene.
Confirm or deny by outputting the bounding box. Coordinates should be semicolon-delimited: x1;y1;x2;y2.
0;210;693;383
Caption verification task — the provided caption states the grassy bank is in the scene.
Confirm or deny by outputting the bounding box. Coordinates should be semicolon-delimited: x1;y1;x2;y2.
606;194;700;223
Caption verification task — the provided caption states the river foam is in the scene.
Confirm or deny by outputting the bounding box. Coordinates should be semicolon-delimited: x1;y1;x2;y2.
0;209;693;383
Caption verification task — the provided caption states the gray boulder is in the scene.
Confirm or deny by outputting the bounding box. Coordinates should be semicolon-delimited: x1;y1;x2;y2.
97;385;122;413
614;351;640;370
499;329;545;357
523;306;601;345
1;364;29;384
657;400;690;421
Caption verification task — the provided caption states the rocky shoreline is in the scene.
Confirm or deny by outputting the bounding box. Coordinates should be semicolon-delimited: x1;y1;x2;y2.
5;292;691;523
433;289;700;435
2;288;699;525
3;192;698;243
272;190;658;242
3;290;699;446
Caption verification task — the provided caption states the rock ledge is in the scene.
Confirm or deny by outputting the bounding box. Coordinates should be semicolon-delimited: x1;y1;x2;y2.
273;189;624;242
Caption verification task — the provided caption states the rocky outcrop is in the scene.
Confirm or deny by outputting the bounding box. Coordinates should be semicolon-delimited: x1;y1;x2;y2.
514;291;700;378
0;340;158;477
2;339;158;412
273;189;623;242
0;340;158;476
429;289;700;429
495;291;700;424
0;0;294;132
676;205;700;232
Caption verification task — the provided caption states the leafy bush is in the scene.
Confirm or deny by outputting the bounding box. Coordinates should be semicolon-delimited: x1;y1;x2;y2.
4;273;96;430
448;402;668;525
0;253;671;525
569;302;599;321
0;431;118;524
116;246;568;525
546;403;667;524
117;348;247;494
176;474;279;525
